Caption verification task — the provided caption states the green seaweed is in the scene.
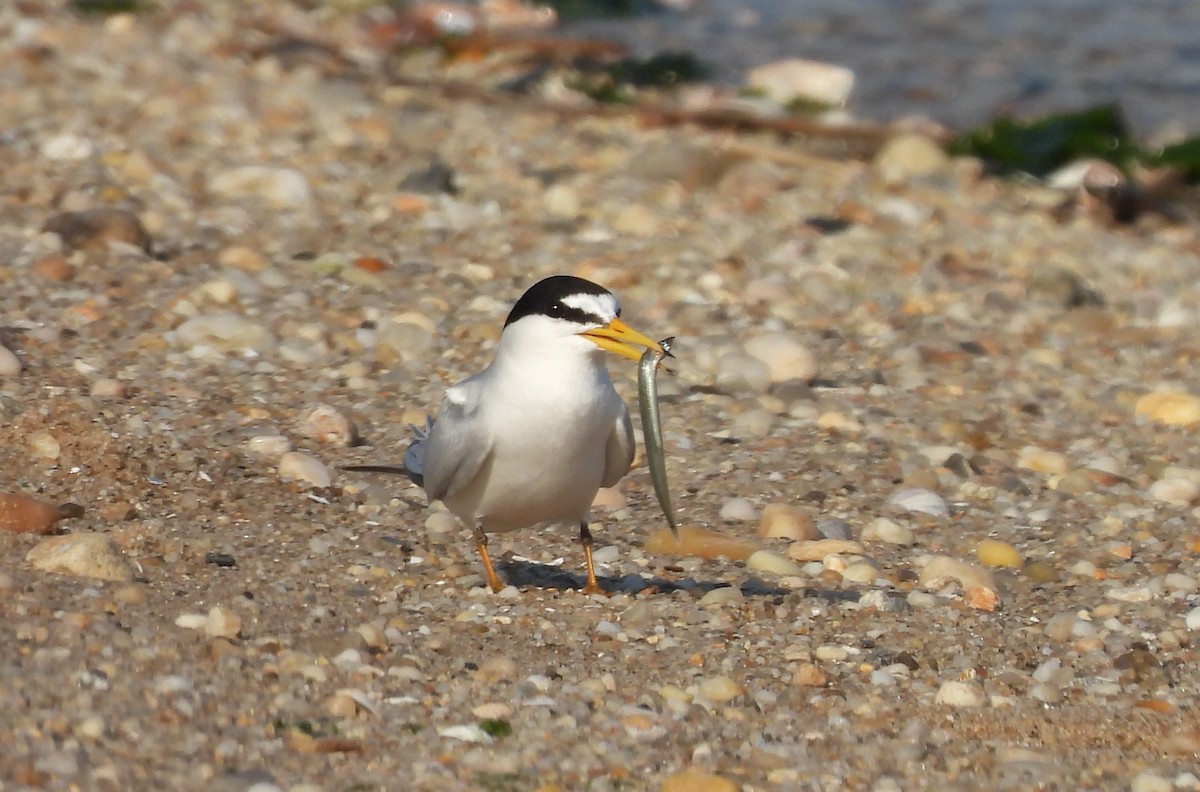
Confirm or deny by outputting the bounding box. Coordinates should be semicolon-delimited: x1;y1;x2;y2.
478;718;513;739
69;0;151;13
606;52;711;88
948;104;1138;177
1146;137;1200;181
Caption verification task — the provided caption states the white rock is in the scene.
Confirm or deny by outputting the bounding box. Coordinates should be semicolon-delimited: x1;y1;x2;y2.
887;487;949;517
42;133;96;161
29;431;61;460
1149;477;1200;506
1186;606;1200;631
715;351;772;394
209;166;313;209
175;613;209;630
0;345;21;377
746;550;803;577
862;517;915;545
205;606;242;639
874;134;949;183
719;497;757;522
26;533;135;582
543;183;580;219
919;555;997;593
934;680;985;707
169;313;276;355
245;434;292;457
747;58;855;107
438;724;494;743
1016;446;1071;475
425;511;458;534
278;452;332;487
302;403;357;447
699;586;744;607
1130;770;1173;792
743;332;817;383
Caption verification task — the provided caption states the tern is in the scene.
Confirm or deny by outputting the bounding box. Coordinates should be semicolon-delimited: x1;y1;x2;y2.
349;275;666;593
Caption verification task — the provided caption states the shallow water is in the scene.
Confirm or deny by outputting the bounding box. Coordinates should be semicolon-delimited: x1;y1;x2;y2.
564;0;1200;138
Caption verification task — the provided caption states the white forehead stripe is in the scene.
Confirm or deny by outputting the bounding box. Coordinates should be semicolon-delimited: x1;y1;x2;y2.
562;291;619;321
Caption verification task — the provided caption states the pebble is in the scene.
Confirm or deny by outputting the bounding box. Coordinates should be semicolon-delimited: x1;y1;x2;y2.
864;517;914;546
919;555;998;593
841;561;880;585
301;403;357;447
1135;391;1200;426
425;511;458;535
1016;446;1071;475
278;452;332;487
612;204;661;236
0;493;63;535
661;769;739;792
175;613;209;630
746;550;804;577
746;58;855;107
41;132;96;161
543;183;581;219
1149;477;1200;506
472;702;512;720
0;345;21;377
715;351;772;394
976;539;1022;568
817;410;863;433
963;586;1000;612
699;586;744;607
742;332;817;383
26;533;135;582
42;208;152;253
644;525;758;561
29;430;61;460
791;663;828;687
718;497;757;522
591;487;627;510
934;680;985;707
788;539;863;561
205;606;242;639
695;675;744;705
1130;771;1174;792
1185;607;1200;631
438;724;494;744
245;434;292;457
218;245;268;271
874;133;949;183
90;378;124;398
209;165;313;209
169;313;276;355
817;518;853;540
887;488;949;517
757;502;817;540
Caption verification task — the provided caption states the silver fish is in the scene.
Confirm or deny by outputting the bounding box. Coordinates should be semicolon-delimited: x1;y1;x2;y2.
638;336;677;535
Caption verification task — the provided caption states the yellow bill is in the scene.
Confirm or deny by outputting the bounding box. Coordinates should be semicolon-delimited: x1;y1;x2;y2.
579;318;665;361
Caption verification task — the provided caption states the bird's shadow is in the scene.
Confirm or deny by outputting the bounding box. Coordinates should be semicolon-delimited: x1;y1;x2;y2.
497;557;861;603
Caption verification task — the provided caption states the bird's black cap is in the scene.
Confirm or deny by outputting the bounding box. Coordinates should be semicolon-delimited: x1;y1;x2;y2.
503;275;616;328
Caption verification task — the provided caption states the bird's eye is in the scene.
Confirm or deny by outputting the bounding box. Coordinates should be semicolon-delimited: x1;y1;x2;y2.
548;302;565;318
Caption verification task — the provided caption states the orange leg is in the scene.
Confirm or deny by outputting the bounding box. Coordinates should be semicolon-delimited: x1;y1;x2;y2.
579;522;604;595
472;525;505;593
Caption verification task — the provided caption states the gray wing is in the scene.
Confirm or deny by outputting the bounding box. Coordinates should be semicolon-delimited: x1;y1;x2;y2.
421;376;493;503
601;404;635;488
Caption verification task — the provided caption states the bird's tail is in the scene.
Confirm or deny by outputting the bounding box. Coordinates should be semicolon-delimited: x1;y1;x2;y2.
343;417;432;488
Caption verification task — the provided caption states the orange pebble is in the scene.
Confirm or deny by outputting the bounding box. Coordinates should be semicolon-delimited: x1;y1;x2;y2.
0;493;63;535
353;256;389;273
32;255;74;282
644;525;758;561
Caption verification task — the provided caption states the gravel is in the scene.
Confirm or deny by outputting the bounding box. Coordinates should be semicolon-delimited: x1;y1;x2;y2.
2;3;1200;791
